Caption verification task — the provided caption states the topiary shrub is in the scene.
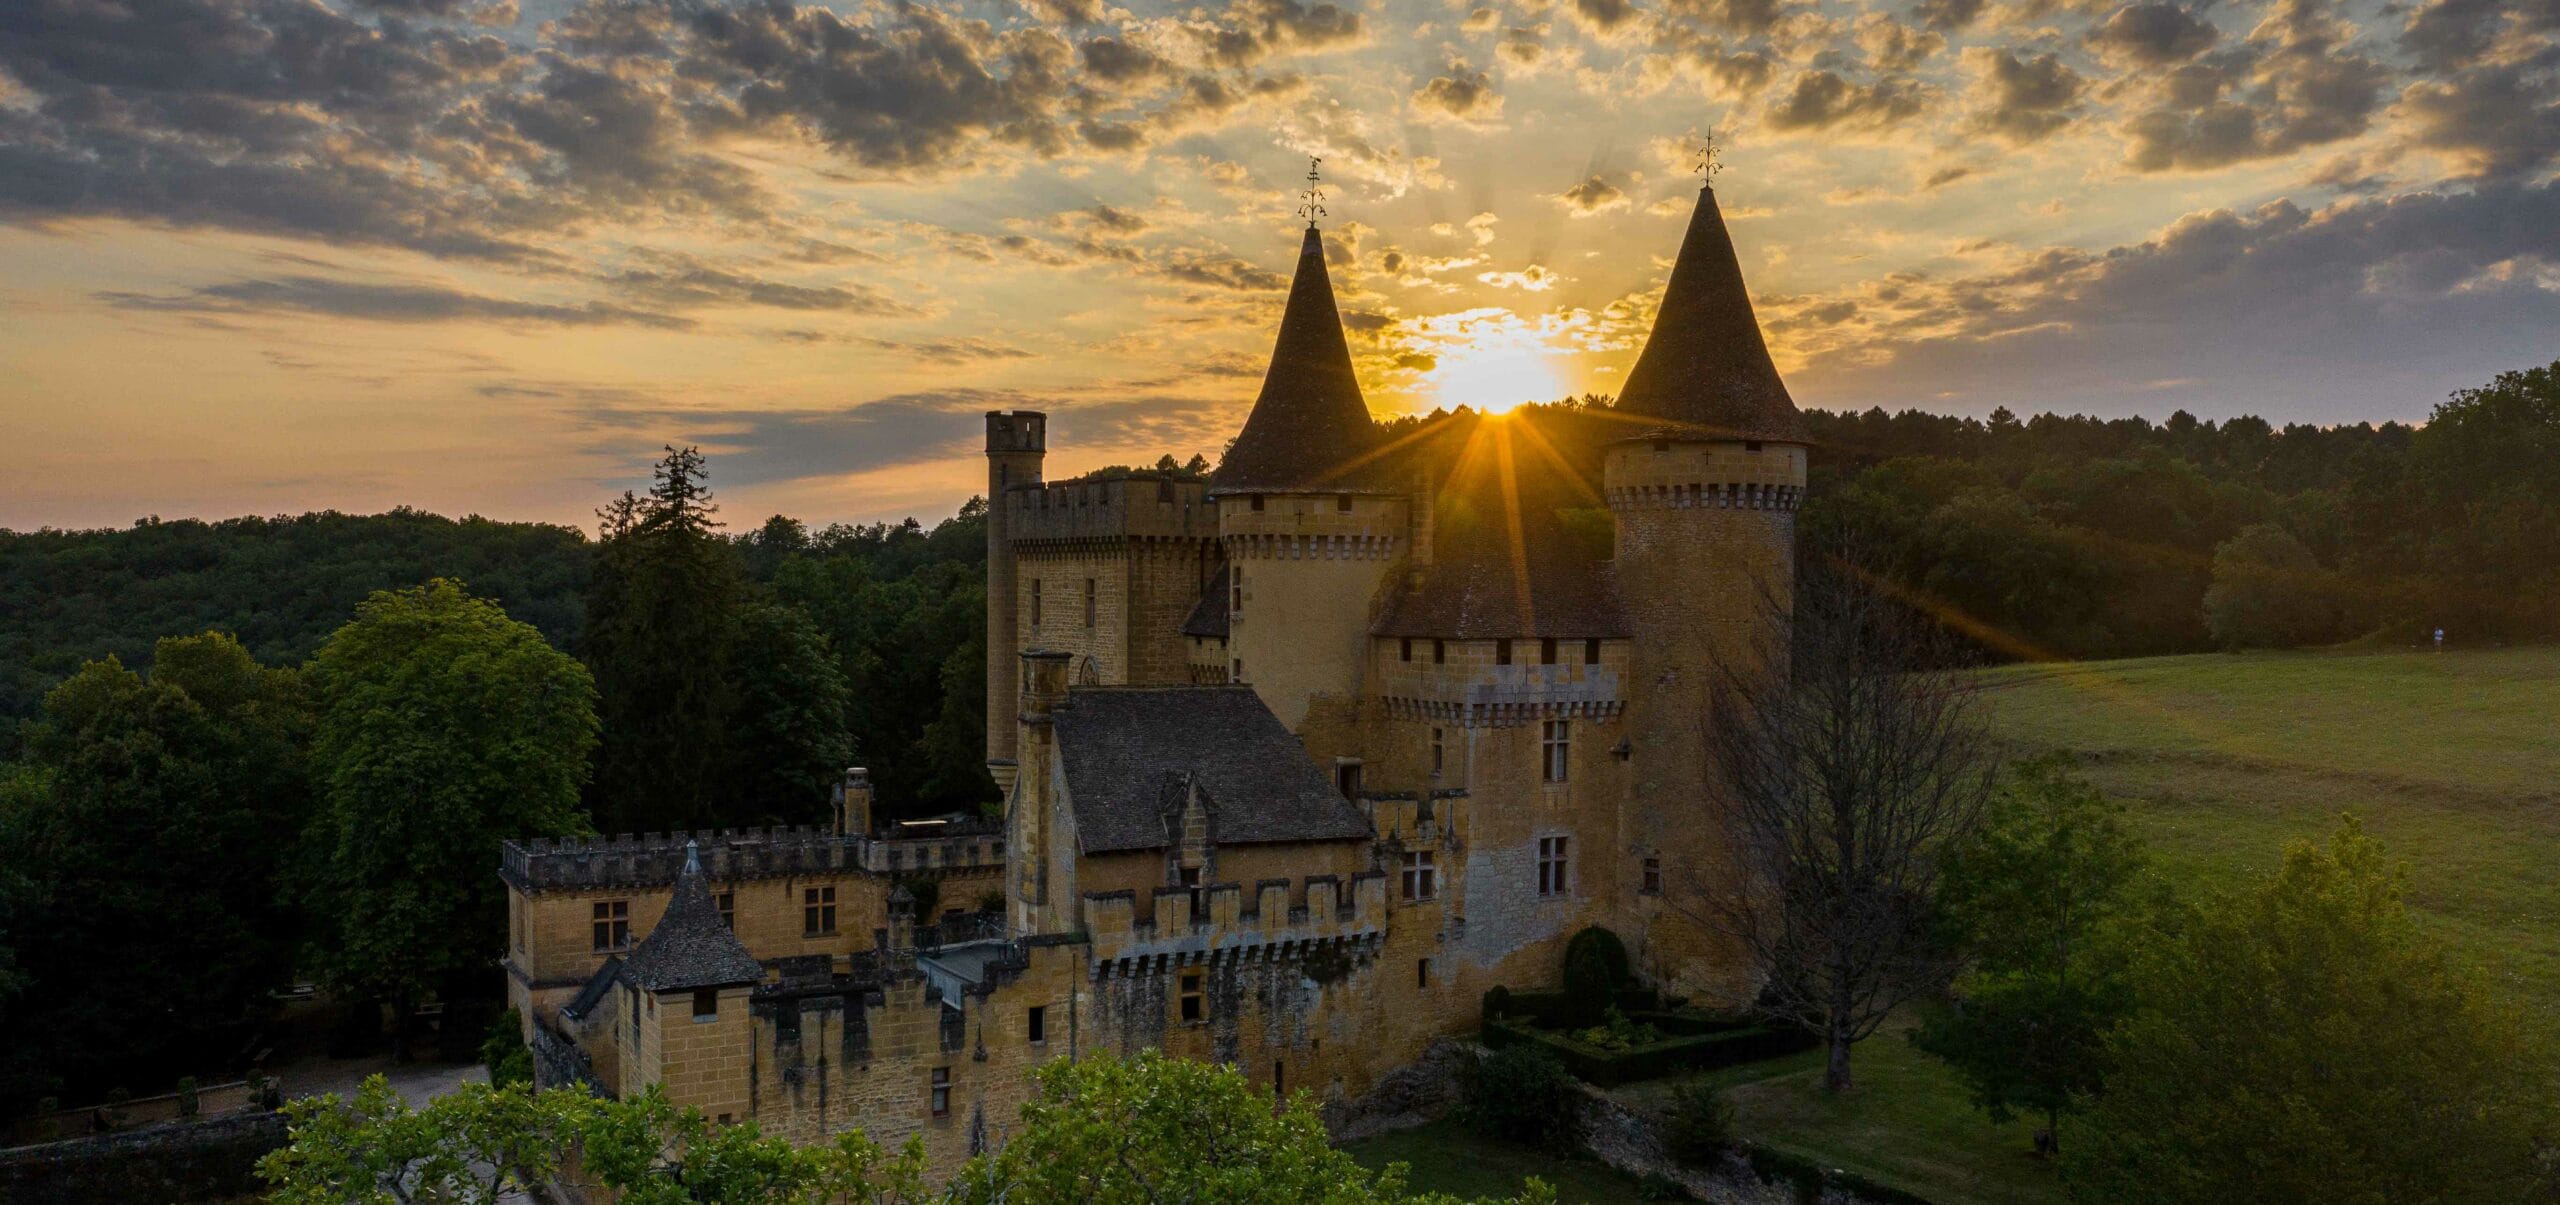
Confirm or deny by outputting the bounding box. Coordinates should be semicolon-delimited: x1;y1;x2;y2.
1482;985;1513;1024
1460;1044;1580;1150
1663;1079;1735;1165
1560;926;1630;1027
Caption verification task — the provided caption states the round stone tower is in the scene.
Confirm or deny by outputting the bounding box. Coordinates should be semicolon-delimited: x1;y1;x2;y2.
1208;225;1406;732
1605;183;1808;1002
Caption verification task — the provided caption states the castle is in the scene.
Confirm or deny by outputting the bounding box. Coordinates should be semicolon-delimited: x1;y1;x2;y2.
501;181;1808;1178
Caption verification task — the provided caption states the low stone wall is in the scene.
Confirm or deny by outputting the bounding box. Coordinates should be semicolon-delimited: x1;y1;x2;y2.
0;1110;288;1204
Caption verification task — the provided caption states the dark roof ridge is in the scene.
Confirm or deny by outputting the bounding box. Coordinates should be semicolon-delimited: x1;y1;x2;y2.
1613;184;1807;445
1208;226;1383;495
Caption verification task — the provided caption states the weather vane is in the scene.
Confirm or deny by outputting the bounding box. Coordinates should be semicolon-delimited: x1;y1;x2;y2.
1691;130;1722;184
1297;156;1327;228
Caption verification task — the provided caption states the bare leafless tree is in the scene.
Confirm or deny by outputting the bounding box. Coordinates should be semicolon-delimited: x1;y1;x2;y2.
1677;551;2001;1093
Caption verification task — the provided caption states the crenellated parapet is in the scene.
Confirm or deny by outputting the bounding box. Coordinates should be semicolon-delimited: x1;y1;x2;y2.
502;824;1008;893
1604;481;1805;512
1005;475;1218;546
1080;871;1389;972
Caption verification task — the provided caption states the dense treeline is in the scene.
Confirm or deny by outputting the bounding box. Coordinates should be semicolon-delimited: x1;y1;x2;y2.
0;510;590;742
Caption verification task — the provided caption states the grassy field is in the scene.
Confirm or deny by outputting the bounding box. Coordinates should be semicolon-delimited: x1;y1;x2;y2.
1361;646;2559;1205
1980;644;2560;1008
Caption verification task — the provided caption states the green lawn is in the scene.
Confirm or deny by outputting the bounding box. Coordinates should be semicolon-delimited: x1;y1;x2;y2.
1980;644;2560;1008
1341;1118;1658;1202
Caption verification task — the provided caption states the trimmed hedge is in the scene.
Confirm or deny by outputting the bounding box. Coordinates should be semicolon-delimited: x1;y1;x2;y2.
1482;988;1666;1028
1481;1015;1819;1087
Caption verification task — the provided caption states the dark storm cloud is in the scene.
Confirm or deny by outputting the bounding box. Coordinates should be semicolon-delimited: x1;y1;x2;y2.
1801;180;2560;422
99;276;695;328
1764;70;1932;133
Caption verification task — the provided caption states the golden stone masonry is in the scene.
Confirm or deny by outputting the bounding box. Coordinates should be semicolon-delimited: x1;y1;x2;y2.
501;183;1809;1181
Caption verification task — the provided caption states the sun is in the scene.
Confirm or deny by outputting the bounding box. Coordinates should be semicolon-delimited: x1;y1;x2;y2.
1429;343;1567;414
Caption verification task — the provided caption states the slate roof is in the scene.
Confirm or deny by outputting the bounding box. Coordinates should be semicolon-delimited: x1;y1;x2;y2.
561;956;624;1022
1613;186;1807;445
1209;227;1387;495
1373;550;1628;639
621;842;764;992
1050;686;1371;854
1182;568;1231;638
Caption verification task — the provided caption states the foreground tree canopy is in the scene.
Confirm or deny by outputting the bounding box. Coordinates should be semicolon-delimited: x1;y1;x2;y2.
2063;818;2560;1203
261;1050;1556;1205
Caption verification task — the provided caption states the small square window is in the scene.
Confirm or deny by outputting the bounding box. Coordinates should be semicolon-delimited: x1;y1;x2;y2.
1399;637;1412;662
1250;494;1266;511
1540;637;1557;665
592;900;630;952
1495;639;1513;666
1432;639;1446;665
1336;495;1353;513
1336;761;1363;800
1584;638;1601;666
804;886;837;936
716;891;735;931
693;988;719;1020
1745;440;1764;452
1028;1005;1047;1045
931;1067;951;1117
1179;972;1205;1023
1401;850;1437;902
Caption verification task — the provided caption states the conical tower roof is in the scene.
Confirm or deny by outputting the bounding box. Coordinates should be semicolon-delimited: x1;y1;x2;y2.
1209;226;1383;495
1614;185;1806;444
622;840;763;992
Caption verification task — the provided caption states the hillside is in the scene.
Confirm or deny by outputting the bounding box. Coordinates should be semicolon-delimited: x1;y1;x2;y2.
1981;645;2560;1007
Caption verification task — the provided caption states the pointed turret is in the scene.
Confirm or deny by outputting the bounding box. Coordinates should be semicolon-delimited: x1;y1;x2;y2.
622;840;762;992
1209;226;1382;495
1615;185;1806;444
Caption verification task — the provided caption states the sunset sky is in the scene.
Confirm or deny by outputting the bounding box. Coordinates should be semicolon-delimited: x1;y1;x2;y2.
3;0;2555;531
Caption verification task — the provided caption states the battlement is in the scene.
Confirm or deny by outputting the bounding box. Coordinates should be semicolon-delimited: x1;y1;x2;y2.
1003;475;1219;545
500;822;1007;892
1603;440;1805;511
1079;870;1389;967
986;410;1046;455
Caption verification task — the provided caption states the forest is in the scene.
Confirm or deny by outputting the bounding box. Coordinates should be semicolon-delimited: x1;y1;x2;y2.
0;360;2550;1114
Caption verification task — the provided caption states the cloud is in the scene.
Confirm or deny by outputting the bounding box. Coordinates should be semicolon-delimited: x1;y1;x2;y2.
1793;180;2560;422
1855;15;1944;73
1558;175;1631;216
99;276;694;328
1477;264;1561;290
2086;3;2219;67
2117;5;2393;173
2397;64;2560;182
1764;70;1932;134
1412;62;1505;124
1967;48;2085;145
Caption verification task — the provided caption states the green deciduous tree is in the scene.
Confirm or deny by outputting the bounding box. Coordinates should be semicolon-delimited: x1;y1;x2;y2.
2203;523;2343;649
0;633;312;1106
298;580;595;1040
1913;757;2144;1149
2065;818;2560;1203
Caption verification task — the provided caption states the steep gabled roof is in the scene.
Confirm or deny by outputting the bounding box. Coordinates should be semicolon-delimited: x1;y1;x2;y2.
1614;186;1807;445
1209;227;1384;495
622;842;764;992
1051;686;1371;854
1182;568;1231;638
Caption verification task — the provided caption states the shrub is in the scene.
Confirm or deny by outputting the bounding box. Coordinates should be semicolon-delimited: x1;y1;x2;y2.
1461;1044;1580;1150
1663;1080;1735;1165
1560;926;1630;1027
481;1009;534;1089
1482;985;1513;1023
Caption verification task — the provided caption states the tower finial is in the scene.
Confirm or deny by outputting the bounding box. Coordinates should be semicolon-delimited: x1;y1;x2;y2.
1691;129;1722;187
1297;157;1327;229
683;838;701;874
